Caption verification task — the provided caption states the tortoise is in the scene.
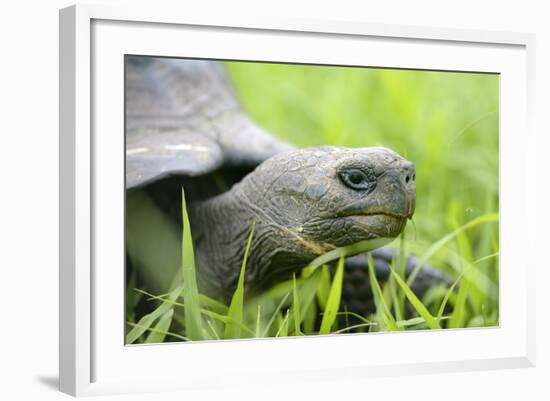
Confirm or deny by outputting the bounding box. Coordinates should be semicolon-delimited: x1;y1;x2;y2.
125;55;449;322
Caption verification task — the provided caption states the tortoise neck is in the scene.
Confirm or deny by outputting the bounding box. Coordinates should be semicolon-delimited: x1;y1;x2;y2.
189;185;317;300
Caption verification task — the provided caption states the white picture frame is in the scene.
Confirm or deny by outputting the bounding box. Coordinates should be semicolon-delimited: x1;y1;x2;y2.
59;3;536;397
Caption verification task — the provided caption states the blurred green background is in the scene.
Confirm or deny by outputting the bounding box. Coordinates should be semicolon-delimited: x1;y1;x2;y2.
227;62;500;327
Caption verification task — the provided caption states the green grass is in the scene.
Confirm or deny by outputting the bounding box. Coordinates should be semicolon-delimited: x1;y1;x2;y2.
126;190;498;343
224;222;255;339
318;256;345;335
125;62;499;343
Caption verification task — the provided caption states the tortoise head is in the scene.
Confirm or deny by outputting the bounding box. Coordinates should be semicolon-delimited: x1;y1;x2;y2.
240;146;416;254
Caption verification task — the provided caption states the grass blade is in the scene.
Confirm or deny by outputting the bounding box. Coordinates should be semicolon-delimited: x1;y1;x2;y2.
367;254;399;331
307;237;394;271
275;310;290;337
135;287;229;314
291;274;302;335
436;271;465;321
396;315;451;329
206;319;221;340
449;273;470;328
303;302;317;334
224;222;255;339
388;257;403;321
471;252;499;266
133;288;254;335
334;311;372;325
255;305;262;338
287;269;321;334
333;322;377;334
397;231;407;319
315;265;331;310
145;308;174;343
261;293;290;337
298;269;323;322
127;321;189;342
126;286;180;344
389;267;441;330
180;188;205;340
319;256;345;335
197;294;229;314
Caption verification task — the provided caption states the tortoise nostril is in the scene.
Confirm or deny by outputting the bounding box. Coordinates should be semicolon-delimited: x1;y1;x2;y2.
399;163;415;187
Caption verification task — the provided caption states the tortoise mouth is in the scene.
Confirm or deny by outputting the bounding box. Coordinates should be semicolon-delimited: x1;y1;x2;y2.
345;213;408;239
348;212;408;224
344;209;413;221
338;194;416;221
359;210;410;218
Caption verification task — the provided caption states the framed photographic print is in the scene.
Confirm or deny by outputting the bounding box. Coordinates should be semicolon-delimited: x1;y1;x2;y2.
59;4;536;397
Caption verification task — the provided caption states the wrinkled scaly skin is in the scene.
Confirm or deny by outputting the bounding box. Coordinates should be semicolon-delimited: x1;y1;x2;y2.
189;146;417;300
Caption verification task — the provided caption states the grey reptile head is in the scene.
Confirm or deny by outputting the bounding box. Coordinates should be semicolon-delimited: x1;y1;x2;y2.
191;146;415;296
242;146;416;244
125;56;416;300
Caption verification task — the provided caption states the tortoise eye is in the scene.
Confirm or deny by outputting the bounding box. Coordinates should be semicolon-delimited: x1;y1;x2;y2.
339;169;371;190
